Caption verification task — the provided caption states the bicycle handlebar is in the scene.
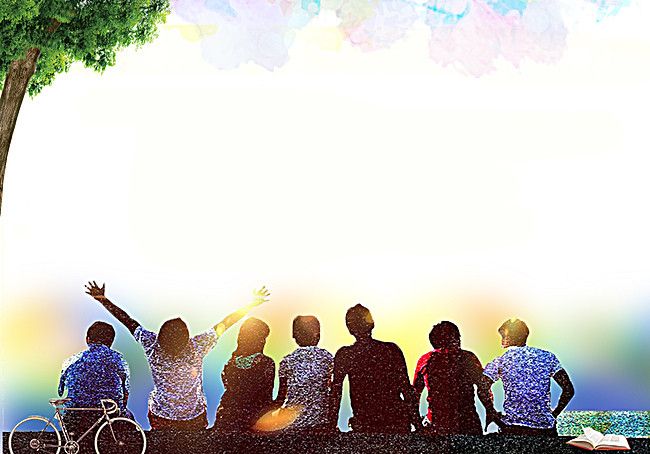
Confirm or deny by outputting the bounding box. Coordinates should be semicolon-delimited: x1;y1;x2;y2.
100;399;119;415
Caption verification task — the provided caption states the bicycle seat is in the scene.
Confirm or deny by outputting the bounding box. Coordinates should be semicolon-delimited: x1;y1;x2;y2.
49;397;71;406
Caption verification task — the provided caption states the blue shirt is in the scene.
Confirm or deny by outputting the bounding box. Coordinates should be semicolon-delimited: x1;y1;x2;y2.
58;344;130;410
484;345;562;429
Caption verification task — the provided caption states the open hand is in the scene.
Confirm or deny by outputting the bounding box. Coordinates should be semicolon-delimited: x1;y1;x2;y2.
85;281;106;300
251;286;270;307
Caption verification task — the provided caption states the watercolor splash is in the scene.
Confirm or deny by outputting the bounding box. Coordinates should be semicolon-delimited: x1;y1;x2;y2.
172;0;632;74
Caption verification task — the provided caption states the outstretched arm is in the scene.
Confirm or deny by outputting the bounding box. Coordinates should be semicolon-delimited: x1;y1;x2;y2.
551;369;575;418
85;281;140;335
213;286;270;336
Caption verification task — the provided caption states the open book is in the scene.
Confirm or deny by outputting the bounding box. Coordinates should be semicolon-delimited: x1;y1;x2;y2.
567;427;630;451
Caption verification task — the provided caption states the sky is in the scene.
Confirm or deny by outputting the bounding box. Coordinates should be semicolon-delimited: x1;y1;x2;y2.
1;0;650;432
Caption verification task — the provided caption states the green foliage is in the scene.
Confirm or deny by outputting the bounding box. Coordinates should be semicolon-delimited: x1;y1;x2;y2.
0;0;170;96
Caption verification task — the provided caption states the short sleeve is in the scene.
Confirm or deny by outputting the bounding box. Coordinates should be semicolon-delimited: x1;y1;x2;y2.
193;328;219;357
134;326;157;353
483;356;501;382
548;352;562;376
413;352;431;384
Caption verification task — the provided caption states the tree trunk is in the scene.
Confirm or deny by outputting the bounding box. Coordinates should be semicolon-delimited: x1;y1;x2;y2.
0;48;41;215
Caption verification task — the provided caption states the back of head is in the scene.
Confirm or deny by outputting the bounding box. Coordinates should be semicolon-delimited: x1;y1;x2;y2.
158;318;190;357
429;321;461;350
86;321;115;347
345;304;374;338
235;317;270;356
292;315;320;347
498;318;529;346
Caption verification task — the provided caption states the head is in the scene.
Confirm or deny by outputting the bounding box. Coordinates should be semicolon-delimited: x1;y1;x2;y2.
158;318;190;356
235;317;270;356
292;315;320;347
86;321;115;347
429;321;461;350
345;304;374;339
498;318;529;348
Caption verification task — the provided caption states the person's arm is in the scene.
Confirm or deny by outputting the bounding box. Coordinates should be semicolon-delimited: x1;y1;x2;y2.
477;375;503;429
394;346;422;431
119;356;131;410
275;360;288;407
328;350;346;430
85;282;140;335
551;369;575;419
213;286;270;337
58;369;67;397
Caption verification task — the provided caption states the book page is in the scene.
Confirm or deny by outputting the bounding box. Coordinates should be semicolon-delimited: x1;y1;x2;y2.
567;435;596;450
583;428;605;446
597;434;630;450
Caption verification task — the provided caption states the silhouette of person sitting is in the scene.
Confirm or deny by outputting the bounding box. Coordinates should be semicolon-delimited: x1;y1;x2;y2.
85;281;270;430
59;321;131;438
329;304;420;433
482;318;575;436
214;317;275;432
276;315;334;433
413;321;493;435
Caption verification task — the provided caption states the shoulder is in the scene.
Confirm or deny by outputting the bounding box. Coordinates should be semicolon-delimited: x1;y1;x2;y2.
317;347;334;361
61;351;84;371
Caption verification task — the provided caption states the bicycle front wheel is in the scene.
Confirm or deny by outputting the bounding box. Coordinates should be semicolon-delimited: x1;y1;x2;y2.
9;415;62;454
94;417;146;454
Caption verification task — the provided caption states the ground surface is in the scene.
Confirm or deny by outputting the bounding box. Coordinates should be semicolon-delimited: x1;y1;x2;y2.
4;432;650;454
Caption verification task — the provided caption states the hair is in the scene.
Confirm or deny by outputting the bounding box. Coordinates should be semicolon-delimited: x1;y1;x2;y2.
86;321;115;347
292;315;320;347
158;318;190;356
345;304;374;338
234;317;270;357
429;321;461;350
498;318;529;345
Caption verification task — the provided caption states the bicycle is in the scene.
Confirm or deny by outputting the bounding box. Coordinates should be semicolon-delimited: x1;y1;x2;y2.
9;398;147;454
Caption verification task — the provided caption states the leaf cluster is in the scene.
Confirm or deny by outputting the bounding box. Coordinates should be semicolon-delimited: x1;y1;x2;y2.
0;0;170;96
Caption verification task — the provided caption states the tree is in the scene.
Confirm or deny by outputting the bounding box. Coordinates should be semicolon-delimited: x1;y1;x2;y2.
0;0;169;214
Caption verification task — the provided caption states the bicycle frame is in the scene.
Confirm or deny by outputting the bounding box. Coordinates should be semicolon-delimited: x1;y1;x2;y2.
53;399;119;446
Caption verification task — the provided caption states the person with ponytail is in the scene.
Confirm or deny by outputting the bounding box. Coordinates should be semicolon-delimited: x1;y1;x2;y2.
213;317;275;432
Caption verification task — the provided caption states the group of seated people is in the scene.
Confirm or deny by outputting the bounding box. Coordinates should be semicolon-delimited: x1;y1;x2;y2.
58;281;575;436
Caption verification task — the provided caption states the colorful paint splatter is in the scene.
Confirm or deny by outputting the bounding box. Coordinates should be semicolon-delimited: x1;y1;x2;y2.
171;0;633;74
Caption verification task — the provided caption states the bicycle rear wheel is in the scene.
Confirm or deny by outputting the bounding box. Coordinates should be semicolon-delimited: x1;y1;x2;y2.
94;417;146;454
9;415;62;454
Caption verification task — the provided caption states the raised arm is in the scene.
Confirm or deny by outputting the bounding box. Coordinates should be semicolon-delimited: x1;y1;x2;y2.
551;369;575;419
85;281;140;335
213;286;270;336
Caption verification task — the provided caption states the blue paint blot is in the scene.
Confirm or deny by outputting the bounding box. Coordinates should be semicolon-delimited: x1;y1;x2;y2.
486;0;528;15
425;0;471;25
301;0;321;15
205;0;237;17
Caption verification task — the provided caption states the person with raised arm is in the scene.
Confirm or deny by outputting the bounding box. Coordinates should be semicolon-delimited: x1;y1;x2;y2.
85;281;270;430
481;318;575;436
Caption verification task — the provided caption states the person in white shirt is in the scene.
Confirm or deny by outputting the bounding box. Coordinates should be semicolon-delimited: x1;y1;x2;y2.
276;315;334;433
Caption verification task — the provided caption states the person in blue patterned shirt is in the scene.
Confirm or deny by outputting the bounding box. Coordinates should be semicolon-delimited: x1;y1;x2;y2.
58;321;131;438
482;318;575;436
